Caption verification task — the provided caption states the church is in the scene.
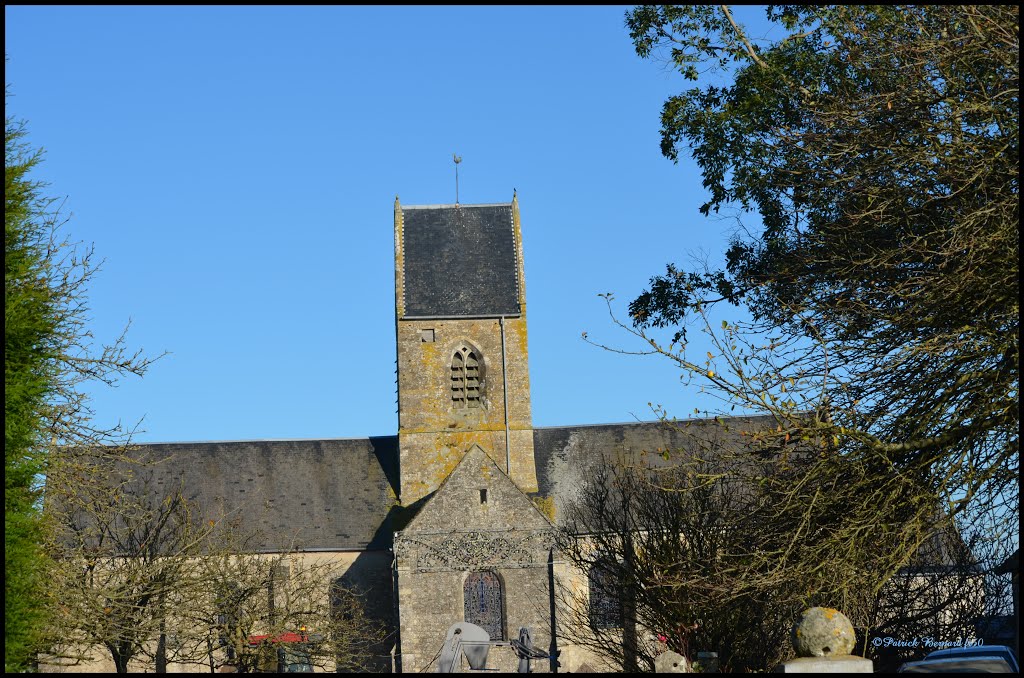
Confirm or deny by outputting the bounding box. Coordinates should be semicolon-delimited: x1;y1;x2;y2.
43;194;984;674
43;193;780;673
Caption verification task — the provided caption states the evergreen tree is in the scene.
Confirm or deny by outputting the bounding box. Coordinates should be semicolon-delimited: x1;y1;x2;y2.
5;88;60;672
6;80;161;671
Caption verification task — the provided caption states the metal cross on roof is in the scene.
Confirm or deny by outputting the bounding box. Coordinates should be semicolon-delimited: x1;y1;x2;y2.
453;153;462;205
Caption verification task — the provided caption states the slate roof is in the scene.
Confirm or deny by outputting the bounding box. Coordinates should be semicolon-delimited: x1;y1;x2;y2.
122;437;399;551
532;419;974;569
98;420;769;553
87;418;969;569
531;417;780;520
400;203;520;318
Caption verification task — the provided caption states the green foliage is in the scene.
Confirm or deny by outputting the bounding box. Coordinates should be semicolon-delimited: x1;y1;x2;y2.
6;76;160;671
5;87;60;672
625;4;1018;537
591;7;1019;669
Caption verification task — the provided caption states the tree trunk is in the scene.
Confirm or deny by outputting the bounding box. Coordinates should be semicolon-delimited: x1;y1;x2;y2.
156;631;167;672
156;591;167;672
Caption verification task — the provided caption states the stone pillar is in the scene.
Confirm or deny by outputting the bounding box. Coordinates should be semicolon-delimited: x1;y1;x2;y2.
696;651;720;672
775;607;873;673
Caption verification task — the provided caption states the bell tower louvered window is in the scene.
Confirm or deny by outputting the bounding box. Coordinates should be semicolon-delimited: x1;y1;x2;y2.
464;571;504;639
451;345;482;408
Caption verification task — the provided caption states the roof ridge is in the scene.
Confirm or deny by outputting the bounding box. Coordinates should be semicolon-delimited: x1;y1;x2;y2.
402;202;512;209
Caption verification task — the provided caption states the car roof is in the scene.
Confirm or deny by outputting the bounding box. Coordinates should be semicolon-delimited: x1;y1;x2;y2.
925;645;1018;670
926;644;1014;658
899;656;1014;673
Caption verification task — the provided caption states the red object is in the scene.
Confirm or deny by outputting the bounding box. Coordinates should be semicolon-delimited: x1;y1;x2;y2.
247;632;310;646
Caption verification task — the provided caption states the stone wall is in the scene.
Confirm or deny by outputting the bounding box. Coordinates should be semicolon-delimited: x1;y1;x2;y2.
549;557;627;673
38;550;397;674
395;446;554;672
396;316;536;503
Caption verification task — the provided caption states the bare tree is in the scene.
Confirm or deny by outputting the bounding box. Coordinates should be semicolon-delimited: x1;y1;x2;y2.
555;447;804;672
171;538;388;673
45;464;212;673
617;5;1018;644
7;78;163;671
554;416;990;672
44;461;388;673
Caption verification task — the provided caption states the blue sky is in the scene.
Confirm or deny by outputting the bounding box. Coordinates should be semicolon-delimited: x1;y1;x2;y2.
6;5;773;442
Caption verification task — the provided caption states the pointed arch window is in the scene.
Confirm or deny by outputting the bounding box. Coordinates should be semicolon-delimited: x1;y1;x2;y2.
451;345;483;409
464;570;504;640
588;557;623;629
215;580;244;662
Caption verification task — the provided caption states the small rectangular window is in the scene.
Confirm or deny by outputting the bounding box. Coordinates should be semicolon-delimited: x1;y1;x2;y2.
479;489;488;504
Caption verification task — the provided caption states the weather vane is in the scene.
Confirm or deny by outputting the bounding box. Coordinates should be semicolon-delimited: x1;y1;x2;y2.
453;153;462;205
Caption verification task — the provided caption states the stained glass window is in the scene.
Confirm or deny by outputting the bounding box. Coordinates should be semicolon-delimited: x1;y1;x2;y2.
464;571;504;639
589;558;623;629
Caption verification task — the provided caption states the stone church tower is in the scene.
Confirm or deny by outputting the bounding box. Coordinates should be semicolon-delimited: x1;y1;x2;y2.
392;195;556;672
393;194;538;505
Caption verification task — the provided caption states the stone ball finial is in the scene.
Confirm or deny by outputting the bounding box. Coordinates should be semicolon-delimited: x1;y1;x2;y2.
791;607;856;658
654;650;688;673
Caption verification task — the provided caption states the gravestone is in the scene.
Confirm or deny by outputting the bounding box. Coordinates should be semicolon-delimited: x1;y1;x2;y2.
438;622;490;673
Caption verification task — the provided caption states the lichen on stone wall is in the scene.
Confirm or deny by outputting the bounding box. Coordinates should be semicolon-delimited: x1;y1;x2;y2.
531;495;556;522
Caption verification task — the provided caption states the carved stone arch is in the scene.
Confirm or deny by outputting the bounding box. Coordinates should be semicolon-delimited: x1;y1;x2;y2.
463;569;506;640
450;340;486;409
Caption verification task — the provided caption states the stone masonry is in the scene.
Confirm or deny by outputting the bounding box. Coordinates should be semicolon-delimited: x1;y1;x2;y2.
394;196;537;504
395;446;555;672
